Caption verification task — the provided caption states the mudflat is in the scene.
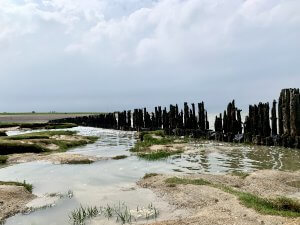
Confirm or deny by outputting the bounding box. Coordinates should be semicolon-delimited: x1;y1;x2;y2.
0;113;97;123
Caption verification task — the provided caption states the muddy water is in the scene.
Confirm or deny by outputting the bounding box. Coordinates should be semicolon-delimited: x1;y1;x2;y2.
1;127;300;225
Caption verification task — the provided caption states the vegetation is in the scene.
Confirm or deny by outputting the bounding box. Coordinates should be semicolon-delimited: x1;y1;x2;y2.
69;202;159;225
137;150;183;160
164;177;300;217
130;131;186;160
0;131;7;137
130;131;177;153
143;173;159;179
165;177;211;186
0;122;77;130
0;155;8;164
112;155;128;160
0;180;33;193
69;203;159;225
230;171;250;179
0;131;98;155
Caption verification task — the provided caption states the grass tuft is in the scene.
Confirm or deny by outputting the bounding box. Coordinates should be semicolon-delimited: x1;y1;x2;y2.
112;155;128;160
0;180;33;193
164;177;300;218
143;173;159;179
69;202;159;225
165;177;211;186
137;150;183;160
0;155;8;164
230;171;250;179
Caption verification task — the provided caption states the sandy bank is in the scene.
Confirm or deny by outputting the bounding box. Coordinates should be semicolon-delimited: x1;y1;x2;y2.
6;153;106;165
0;185;35;222
138;170;300;225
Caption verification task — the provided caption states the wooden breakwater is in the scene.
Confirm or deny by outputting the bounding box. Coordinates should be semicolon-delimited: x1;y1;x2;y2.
50;88;300;149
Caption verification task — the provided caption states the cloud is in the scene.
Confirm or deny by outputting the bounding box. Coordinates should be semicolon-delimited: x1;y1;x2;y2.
0;0;299;112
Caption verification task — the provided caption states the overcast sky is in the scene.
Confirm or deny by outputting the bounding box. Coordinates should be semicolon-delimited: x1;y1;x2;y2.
0;0;299;113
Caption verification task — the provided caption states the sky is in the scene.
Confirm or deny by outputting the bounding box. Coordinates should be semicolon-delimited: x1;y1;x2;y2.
0;0;299;113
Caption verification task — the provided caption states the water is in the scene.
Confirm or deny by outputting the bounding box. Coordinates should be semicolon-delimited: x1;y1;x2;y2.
1;127;300;225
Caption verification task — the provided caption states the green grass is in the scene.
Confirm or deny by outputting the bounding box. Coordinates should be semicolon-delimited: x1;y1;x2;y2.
0;155;8;163
0;131;7;137
5;130;77;140
165;177;211;186
66;159;93;164
138;150;183;160
164;177;300;218
0;131;98;155
0;180;33;193
143;173;159;179
69;202;159;225
131;131;177;153
112;155;128;160
0;122;77;130
230;171;250;179
0;141;46;155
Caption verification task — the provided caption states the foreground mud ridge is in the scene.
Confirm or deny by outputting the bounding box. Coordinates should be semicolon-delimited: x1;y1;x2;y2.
138;170;300;225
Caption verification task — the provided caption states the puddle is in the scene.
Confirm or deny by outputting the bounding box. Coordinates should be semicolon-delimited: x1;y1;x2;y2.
1;127;300;224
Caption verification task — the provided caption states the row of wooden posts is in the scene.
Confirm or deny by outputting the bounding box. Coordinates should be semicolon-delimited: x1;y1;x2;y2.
50;88;300;149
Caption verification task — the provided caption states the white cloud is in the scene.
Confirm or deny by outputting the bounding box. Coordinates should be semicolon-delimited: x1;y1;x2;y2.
0;0;299;112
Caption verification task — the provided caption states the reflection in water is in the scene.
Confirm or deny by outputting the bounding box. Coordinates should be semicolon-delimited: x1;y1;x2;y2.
0;127;300;224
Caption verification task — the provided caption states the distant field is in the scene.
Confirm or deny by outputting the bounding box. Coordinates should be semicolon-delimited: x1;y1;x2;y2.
0;113;101;123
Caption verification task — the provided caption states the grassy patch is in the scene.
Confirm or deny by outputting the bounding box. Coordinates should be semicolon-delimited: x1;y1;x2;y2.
131;131;177;153
217;184;300;217
0;180;33;193
0;122;77;130
138;150;183;160
112;155;128;160
0;155;8;164
69;202;159;225
0;141;46;155
0;131;98;155
165;177;211;186
0;131;7;137
143;173;159;179
164;177;300;218
66;159;93;164
5;130;77;140
230;171;250;179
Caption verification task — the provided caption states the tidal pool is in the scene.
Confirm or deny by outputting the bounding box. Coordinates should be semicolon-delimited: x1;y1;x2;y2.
1;127;300;225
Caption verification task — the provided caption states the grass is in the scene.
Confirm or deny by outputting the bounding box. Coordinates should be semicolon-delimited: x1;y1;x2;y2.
230;171;250;179
137;150;183;160
66;159;93;164
0;180;33;193
143;173;159;179
131;131;186;160
0;141;46;155
165;177;211;186
0;155;8;163
0;131;7;137
5;130;77;140
0;122;77;130
112;155;128;160
0;131;98;155
69;202;159;225
164;177;300;218
130;131;177;153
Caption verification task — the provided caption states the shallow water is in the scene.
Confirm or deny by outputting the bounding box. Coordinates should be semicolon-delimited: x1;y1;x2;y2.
1;127;300;225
